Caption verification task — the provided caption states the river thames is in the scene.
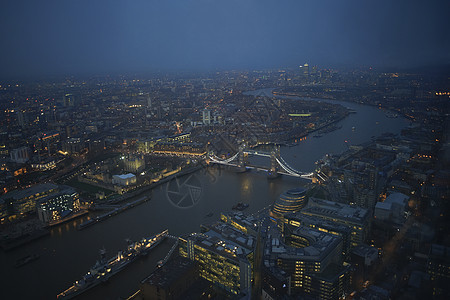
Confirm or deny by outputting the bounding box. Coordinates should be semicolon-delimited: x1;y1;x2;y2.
1;89;410;299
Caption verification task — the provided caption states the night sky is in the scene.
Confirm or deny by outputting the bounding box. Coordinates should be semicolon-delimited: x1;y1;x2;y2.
1;0;449;79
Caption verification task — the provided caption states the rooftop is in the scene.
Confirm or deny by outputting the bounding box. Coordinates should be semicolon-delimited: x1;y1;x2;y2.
283;187;307;197
301;197;369;225
184;225;254;262
0;183;59;201
114;173;136;179
385;192;409;205
375;201;392;211
284;213;352;234
351;244;379;258
266;225;342;263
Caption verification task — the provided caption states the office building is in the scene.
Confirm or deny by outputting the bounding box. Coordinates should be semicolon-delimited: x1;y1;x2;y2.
36;187;80;224
63;93;75;107
271;187;308;219
300;197;370;247
282;213;352;258
179;224;253;296
202;109;211;125
62;137;84;155
147;95;152;109
427;244;450;297
0;183;59;217
264;225;351;299
220;211;259;236
300;63;309;77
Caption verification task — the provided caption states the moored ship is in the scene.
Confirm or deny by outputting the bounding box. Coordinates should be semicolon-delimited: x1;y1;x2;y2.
57;229;168;299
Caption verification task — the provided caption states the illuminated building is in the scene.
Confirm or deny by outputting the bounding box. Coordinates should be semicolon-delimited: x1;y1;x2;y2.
0;199;7;222
123;155;145;173
31;159;56;171
270;187;308;219
202;109;211;125
112;173;137;186
282;213;352;258
300;197;370;247
153;142;205;156
137;136;165;153
36;187;80;224
220;211;259;236
179;225;253;296
138;133;203;156
63;93;75;107
62;137;84;155
299;63;309;77
264;225;350;299
0;183;59;217
167;133;191;142
427;244;450;297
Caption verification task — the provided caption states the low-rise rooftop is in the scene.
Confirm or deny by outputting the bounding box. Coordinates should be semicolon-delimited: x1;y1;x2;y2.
302;197;369;225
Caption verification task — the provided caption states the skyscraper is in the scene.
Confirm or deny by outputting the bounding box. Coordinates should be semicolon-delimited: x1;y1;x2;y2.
147;95;152;109
63;94;75;107
300;63;309;77
202;109;211;125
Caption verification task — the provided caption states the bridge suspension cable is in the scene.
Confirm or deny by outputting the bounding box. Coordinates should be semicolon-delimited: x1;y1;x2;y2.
275;156;314;179
208;152;239;164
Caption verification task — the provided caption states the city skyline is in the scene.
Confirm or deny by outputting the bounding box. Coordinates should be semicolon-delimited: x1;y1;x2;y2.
1;0;450;79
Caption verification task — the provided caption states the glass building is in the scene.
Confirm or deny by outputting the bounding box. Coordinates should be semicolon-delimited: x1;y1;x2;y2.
271;187;308;219
36;187;80;224
179;225;253;296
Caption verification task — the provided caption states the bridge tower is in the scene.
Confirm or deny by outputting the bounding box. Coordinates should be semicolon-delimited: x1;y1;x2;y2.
236;143;248;172
268;146;280;178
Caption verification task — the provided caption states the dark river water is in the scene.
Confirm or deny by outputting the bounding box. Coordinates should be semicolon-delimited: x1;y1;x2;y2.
0;89;410;299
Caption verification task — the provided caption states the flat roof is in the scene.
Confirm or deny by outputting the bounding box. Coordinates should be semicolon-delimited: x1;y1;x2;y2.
301;197;369;225
114;173;135;179
375;202;392;210
0;183;58;201
185;225;253;262
267;225;342;263
284;213;352;234
386;192;409;205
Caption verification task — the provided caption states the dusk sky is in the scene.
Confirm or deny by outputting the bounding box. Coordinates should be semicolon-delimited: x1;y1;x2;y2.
1;0;449;79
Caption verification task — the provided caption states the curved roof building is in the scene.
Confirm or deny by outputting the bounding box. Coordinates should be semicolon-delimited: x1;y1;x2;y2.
271;187;307;218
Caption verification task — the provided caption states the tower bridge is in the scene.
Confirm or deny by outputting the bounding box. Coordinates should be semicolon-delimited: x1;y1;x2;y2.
208;146;314;180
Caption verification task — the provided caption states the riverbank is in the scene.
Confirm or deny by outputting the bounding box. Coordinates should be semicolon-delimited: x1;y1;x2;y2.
78;164;204;230
272;88;412;122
